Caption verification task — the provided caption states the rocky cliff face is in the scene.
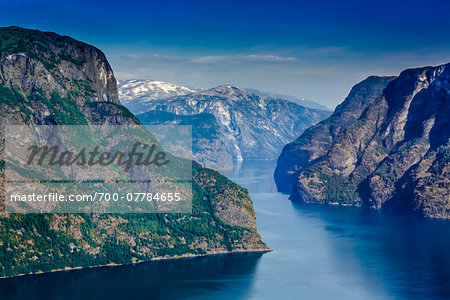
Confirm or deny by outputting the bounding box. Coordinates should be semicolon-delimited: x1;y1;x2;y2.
277;64;449;218
130;85;331;169
0;26;119;105
0;26;268;277
274;76;396;192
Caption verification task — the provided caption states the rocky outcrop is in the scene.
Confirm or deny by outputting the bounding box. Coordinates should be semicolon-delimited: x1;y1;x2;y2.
277;64;450;218
130;85;331;169
0;26;119;105
0;26;268;277
274;76;396;192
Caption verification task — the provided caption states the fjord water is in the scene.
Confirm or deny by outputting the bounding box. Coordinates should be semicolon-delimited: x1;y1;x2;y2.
1;161;449;299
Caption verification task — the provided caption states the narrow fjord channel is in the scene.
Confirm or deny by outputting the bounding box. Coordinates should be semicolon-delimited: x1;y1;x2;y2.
1;160;449;299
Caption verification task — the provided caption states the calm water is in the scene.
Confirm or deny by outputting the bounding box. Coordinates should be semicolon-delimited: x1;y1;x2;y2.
1;160;450;299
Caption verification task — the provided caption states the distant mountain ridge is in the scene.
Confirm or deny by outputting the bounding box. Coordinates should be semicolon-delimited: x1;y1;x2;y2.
117;79;331;113
133;85;331;169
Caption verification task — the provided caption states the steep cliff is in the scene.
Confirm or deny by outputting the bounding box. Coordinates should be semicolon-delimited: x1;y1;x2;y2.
0;26;268;277
274;76;396;192
279;64;449;218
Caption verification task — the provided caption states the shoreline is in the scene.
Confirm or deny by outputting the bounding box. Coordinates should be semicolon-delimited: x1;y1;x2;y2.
0;248;272;280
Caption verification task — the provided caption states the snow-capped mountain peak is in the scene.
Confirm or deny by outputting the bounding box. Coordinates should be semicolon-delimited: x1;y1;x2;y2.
117;79;196;104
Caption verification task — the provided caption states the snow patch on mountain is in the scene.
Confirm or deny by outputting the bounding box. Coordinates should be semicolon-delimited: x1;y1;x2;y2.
117;79;196;105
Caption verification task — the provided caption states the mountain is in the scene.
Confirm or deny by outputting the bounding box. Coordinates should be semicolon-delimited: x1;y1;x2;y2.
133;85;331;169
274;76;396;192
276;64;450;219
117;80;196;114
137;111;234;170
0;26;268;277
244;88;331;111
117;80;331;114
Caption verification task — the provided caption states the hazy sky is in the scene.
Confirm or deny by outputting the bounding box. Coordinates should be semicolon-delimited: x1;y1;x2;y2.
1;0;450;107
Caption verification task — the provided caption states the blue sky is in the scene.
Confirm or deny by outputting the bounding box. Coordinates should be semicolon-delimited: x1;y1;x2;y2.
1;0;450;107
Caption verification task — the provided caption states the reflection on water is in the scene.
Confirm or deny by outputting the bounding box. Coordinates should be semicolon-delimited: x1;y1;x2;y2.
1;160;449;300
0;253;263;300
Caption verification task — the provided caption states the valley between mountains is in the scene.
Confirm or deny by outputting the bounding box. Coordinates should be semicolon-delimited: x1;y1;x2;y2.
122;66;449;219
0;25;448;281
119;80;331;170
